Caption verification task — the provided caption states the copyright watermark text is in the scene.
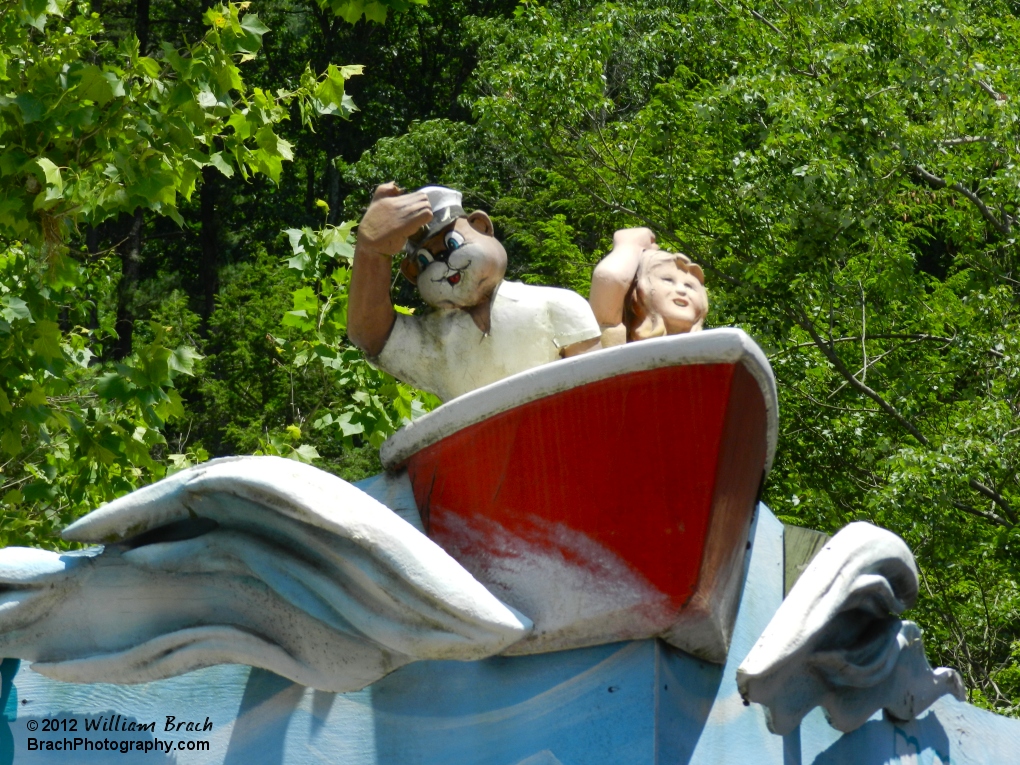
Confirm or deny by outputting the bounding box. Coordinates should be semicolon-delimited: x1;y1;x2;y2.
26;737;210;754
21;715;214;756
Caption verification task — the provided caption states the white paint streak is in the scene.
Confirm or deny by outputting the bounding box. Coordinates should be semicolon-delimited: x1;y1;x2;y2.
436;514;673;655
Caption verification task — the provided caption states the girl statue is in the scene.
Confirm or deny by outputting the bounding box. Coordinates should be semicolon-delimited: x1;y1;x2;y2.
589;227;709;347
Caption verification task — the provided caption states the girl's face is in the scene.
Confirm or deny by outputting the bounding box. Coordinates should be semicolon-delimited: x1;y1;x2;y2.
637;256;708;334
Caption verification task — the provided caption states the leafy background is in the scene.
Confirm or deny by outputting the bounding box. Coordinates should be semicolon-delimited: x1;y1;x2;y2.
2;0;1020;714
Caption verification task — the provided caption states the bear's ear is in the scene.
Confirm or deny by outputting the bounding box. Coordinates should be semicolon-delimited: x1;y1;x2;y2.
399;256;419;285
467;210;494;237
736;522;964;735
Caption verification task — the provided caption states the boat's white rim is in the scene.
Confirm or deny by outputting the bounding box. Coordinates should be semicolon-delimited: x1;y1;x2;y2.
380;328;779;473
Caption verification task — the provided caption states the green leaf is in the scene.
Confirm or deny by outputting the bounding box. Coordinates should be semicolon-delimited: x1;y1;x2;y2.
336;411;365;436
23;386;46;407
291;444;321;462
169;346;202;375
285;228;307;254
240;13;270;37
96;372;133;402
329;0;366;23
197;89;219;109
31;320;62;361
317;65;352;112
131;167;177;206
0;148;29;178
21;0;48;19
208;152;235;178
287;251;311;272
363;1;388;23
291;287;318;314
338;65;365;78
32;157;64;206
136;57;162;79
160;42;192;78
282;310;312;329
1;297;31;323
75;66;124;106
15;94;44;124
1;489;23;507
1;429;21;457
35;157;63;191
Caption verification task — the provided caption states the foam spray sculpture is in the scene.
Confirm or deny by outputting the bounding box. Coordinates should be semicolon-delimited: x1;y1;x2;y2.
737;523;966;735
0;186;1013;765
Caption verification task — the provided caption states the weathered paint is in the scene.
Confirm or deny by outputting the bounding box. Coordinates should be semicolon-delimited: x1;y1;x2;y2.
401;340;770;661
0;460;531;693
1;504;1016;764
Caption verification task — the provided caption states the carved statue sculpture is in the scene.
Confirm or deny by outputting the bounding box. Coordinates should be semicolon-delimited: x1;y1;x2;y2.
736;521;965;735
589;227;708;347
0;457;531;692
0;179;1004;762
348;184;602;401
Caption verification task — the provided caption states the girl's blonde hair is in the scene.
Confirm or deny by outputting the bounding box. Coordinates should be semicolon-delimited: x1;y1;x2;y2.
624;251;708;342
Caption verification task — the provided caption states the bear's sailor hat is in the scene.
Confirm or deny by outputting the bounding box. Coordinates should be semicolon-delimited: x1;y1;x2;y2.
404;186;466;255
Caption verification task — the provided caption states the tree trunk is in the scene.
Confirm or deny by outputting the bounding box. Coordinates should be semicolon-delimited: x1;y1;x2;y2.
85;225;100;335
305;152;317;217
199;165;219;321
326;158;341;226
135;0;150;54
114;210;144;360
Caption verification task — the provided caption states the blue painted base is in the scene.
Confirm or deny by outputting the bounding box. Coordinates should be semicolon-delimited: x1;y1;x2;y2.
1;504;1017;764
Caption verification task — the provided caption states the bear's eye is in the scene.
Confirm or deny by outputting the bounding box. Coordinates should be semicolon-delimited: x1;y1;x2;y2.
444;231;465;252
416;250;434;271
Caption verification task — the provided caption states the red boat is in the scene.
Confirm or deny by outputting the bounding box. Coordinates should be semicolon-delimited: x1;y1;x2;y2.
380;329;777;663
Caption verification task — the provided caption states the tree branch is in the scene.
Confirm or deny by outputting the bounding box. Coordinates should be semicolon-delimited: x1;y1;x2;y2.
793;312;1018;525
713;0;785;37
967;479;1018;524
865;85;899;100
913;165;1012;236
939;136;993;146
743;5;785;36
771;333;956;355
952;501;1010;528
793;310;931;446
976;80;1007;102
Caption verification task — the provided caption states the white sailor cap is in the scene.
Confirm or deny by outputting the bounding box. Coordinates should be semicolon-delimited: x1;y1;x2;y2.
404;186;466;254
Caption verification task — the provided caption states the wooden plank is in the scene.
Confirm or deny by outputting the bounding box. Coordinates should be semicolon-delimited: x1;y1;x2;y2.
783;524;830;597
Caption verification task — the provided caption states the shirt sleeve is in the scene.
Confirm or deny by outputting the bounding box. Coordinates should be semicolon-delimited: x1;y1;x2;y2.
369;313;442;398
545;288;602;349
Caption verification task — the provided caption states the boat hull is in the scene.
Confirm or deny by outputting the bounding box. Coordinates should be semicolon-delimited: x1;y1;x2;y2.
381;330;777;662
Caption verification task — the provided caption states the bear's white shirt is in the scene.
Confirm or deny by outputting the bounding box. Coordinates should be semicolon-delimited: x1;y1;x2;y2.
372;280;600;402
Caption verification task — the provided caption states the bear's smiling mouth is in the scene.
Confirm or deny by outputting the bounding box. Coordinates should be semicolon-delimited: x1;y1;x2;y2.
431;261;469;287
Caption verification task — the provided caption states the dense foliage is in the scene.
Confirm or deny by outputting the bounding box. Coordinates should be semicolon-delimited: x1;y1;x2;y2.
2;0;1020;715
0;0;444;544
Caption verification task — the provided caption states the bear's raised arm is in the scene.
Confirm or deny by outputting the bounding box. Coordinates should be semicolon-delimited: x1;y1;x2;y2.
348;183;433;357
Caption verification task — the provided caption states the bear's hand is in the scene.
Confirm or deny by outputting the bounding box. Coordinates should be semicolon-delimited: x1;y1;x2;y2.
357;183;434;257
